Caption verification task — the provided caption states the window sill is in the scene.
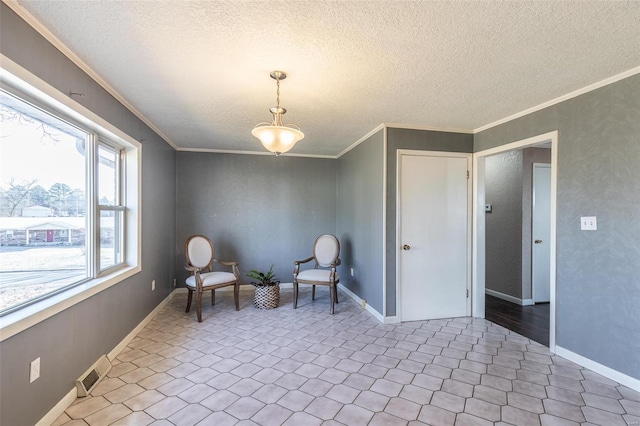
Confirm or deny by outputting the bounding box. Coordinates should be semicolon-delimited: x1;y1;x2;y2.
0;265;141;342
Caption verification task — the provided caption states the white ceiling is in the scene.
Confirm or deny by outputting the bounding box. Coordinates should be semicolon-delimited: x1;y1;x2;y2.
12;1;640;156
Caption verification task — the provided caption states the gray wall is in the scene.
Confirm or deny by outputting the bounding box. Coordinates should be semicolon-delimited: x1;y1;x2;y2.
176;152;336;286
485;150;523;298
0;5;177;425
385;128;474;316
475;74;640;380
521;148;551;299
337;130;384;313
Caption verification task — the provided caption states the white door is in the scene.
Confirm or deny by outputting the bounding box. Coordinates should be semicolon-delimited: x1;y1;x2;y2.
399;152;470;321
532;163;551;303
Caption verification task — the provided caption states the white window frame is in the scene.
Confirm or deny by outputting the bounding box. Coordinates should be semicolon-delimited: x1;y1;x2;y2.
96;141;126;274
0;55;141;341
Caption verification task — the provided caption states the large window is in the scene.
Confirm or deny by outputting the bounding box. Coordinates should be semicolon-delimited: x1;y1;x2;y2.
0;68;139;318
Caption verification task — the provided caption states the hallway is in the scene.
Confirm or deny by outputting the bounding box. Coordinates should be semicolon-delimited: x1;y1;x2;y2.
485;295;550;347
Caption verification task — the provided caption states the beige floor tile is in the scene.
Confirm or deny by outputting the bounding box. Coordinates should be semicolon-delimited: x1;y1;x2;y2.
84;403;132;426
58;290;637;426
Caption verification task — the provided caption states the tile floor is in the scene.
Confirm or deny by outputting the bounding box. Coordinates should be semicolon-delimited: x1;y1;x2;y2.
53;287;640;426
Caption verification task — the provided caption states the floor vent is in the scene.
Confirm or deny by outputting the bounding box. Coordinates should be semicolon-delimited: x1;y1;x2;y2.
76;355;111;397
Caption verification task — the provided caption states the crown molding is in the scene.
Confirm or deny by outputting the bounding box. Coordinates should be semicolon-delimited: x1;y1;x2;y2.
177;147;336;159
385;122;473;134
6;0;639;154
336;124;385;158
2;0;178;150
474;65;640;134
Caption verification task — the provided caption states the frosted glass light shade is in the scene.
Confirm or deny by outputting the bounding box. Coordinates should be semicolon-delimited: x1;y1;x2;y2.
252;125;304;155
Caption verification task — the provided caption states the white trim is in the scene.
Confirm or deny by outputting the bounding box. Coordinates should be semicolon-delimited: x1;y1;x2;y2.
474;66;640;133
0;56;143;342
108;290;177;360
532;163;552;304
337;122;473;160
384;122;473;134
0;266;140;342
471;154;485;318
383;316;401;324
0;55;142;151
336;124;385;158
382;127;388;317
338;283;384;323
1;0;178;150
396;150;473;322
35;289;177;426
6;0;640;156
555;346;640;393
177;147;336;159
474;131;558;158
485;289;533;306
35;387;76;426
473;131;558;352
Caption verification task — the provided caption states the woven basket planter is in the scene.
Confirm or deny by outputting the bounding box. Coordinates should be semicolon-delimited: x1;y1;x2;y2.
253;284;280;309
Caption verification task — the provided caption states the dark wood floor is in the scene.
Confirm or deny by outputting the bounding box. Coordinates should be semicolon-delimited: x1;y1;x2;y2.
485;295;550;347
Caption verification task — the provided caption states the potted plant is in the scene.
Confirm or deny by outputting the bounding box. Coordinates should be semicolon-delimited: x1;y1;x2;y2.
247;264;281;309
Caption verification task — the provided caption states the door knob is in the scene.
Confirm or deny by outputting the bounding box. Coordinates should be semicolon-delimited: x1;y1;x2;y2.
535;239;543;244
402;244;411;251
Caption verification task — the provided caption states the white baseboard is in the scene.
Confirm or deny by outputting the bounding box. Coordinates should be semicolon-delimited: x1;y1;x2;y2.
35;388;76;426
485;288;532;306
108;290;177;360
337;283;385;323
555;346;640;392
37;289;179;425
384;316;401;324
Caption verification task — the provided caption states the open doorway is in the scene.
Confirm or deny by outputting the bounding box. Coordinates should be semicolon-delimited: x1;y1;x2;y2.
472;131;558;351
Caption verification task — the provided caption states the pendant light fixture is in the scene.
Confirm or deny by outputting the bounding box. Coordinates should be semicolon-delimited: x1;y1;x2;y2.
252;70;304;155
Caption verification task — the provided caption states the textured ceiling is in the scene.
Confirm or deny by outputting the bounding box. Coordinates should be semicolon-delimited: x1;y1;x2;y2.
12;1;640;156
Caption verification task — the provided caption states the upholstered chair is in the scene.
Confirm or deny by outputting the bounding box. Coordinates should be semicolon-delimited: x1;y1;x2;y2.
184;235;240;322
293;234;341;314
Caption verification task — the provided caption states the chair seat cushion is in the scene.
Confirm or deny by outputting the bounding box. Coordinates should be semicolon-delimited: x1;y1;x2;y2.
186;271;237;288
297;269;339;283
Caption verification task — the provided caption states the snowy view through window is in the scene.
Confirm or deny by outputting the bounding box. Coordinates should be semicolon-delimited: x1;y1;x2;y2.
0;90;90;312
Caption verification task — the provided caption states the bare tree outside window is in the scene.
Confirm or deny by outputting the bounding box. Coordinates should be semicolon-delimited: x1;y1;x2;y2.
1;90;88;311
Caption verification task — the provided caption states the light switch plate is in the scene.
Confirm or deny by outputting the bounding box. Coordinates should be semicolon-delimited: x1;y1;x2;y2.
30;357;40;383
580;216;597;231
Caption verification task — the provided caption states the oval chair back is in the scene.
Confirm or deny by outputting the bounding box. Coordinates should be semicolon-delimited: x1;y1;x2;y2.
186;235;214;270
314;234;340;268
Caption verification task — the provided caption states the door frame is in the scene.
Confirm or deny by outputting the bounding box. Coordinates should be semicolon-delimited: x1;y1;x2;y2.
396;149;473;322
532;162;552;304
472;131;558;351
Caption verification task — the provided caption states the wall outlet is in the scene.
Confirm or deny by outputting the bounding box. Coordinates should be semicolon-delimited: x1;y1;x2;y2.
350;268;355;277
30;357;40;383
362;299;367;309
580;216;597;231
151;280;156;291
173;278;177;287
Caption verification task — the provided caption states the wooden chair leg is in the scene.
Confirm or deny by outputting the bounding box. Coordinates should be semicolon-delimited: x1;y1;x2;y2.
330;284;335;314
312;285;316;300
335;284;339;304
196;290;203;322
186;289;193;313
234;283;239;311
211;289;215;306
293;282;298;309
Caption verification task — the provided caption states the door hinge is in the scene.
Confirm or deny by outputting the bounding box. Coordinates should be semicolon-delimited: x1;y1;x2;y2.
466;289;469;298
